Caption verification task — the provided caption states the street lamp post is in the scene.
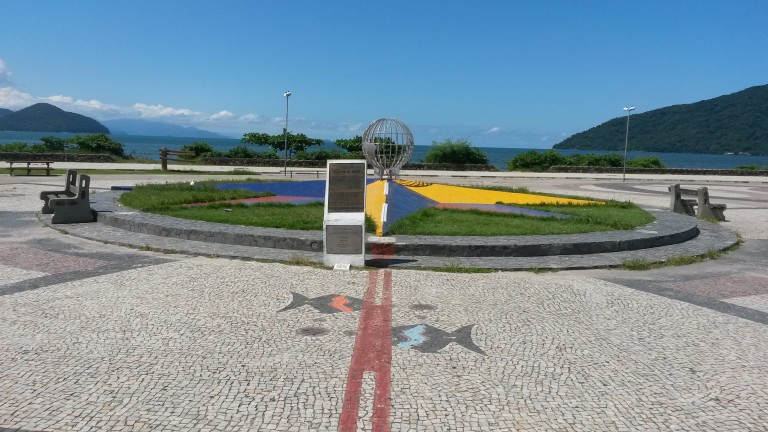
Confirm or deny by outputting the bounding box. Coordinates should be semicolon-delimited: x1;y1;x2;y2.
283;91;292;175
622;106;636;182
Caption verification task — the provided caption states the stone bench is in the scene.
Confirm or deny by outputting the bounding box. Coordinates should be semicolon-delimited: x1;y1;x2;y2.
40;169;94;223
669;183;726;221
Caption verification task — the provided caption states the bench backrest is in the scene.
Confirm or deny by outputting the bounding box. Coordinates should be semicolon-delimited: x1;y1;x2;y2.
75;174;90;199
65;169;78;192
697;187;711;207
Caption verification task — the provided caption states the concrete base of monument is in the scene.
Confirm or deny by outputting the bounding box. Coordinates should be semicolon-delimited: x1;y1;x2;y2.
40;191;740;271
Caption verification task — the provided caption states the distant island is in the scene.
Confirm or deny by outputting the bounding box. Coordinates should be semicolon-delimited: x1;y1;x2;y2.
554;84;768;155
101;118;228;139
0;103;110;134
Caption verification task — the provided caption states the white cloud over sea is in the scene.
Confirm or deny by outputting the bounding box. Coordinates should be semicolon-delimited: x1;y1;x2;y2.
0;58;559;145
0;58;281;136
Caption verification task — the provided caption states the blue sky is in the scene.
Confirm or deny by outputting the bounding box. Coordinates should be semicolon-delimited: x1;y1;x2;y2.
1;1;767;148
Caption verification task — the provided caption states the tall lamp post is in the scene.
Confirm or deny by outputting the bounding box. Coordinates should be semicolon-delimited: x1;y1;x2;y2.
283;91;292;175
622;106;636;182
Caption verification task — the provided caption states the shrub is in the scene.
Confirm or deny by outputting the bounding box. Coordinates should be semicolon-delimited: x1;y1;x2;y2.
508;150;666;171
40;136;72;152
224;146;257;158
182;141;216;158
294;149;350;161
423;138;489;164
508;149;566;170
0;142;32;152
68;134;126;157
626;156;665;168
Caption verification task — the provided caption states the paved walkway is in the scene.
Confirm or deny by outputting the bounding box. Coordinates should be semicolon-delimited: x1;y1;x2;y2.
1;168;767;431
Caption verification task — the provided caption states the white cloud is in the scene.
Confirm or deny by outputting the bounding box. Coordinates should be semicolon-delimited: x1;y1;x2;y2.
132;103;201;119
0;86;36;109
0;59;12;86
210;110;234;120
0;58;371;138
238;113;262;123
482;126;504;134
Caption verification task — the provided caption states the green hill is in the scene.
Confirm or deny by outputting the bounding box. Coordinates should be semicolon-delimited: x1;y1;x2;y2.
554;85;768;155
0;108;12;118
0;103;110;134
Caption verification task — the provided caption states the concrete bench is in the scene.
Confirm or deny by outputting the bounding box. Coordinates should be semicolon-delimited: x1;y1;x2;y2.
9;160;55;176
40;170;94;223
669;183;726;221
40;169;79;214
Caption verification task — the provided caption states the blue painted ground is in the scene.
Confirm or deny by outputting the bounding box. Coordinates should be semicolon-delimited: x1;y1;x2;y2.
384;181;437;233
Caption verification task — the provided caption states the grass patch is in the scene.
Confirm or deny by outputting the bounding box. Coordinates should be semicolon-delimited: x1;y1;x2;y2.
120;181;377;232
284;255;325;268
119;181;651;236
620;241;742;270
120;182;273;211
386;201;653;236
158;202;326;230
419;260;496;273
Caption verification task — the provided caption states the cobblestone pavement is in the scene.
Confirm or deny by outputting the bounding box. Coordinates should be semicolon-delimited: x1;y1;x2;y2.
1;172;767;431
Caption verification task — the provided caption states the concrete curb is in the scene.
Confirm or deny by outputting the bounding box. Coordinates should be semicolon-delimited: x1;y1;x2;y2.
88;191;700;257
34;190;739;270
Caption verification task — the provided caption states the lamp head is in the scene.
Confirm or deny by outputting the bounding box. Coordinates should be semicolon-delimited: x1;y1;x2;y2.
623;106;636;112
284;91;292;97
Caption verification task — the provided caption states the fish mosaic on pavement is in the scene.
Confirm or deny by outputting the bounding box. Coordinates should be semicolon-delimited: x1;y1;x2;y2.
1;175;767;431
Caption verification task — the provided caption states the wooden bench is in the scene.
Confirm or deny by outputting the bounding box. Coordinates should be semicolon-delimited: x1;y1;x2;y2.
39;169;94;223
669;184;727;221
8;160;55;176
287;169;324;178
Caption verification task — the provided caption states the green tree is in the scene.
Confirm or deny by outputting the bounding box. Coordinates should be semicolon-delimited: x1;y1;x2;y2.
423;138;489;165
40;136;72;152
68;134;125;157
181;141;216;158
334;135;363;153
241;130;323;158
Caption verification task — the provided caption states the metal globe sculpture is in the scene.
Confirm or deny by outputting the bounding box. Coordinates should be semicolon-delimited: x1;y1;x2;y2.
362;118;414;179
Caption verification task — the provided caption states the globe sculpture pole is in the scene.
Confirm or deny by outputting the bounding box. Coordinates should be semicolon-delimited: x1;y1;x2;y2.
361;118;414;180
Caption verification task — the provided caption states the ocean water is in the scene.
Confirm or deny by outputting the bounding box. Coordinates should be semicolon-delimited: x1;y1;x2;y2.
2;131;767;170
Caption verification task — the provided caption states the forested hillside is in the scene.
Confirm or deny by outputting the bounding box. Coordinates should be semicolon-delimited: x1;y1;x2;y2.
0;103;110;133
554;85;768;155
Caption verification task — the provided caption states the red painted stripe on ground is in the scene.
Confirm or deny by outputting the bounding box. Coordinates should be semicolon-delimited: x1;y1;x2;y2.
339;269;393;431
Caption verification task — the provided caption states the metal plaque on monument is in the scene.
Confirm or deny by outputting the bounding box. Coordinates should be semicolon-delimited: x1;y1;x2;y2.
323;160;367;267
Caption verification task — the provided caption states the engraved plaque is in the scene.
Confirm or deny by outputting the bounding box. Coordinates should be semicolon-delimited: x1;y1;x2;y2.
326;225;363;255
327;162;366;213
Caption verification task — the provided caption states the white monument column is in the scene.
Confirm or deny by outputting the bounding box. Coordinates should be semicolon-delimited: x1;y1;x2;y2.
323;160;367;268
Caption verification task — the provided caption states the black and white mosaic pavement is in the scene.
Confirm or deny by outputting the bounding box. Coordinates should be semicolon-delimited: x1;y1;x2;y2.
1;174;766;431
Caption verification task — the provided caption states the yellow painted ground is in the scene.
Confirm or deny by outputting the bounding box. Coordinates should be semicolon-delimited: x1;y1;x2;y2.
365;180;387;236
398;182;599;206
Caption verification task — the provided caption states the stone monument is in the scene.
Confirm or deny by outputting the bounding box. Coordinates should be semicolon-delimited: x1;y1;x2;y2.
323;160;368;267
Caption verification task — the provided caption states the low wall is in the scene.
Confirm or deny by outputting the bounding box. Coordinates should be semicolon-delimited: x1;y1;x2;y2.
550;165;768;176
200;157;497;171
0;152;114;162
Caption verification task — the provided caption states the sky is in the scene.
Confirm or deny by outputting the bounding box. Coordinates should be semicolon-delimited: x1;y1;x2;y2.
1;1;767;148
